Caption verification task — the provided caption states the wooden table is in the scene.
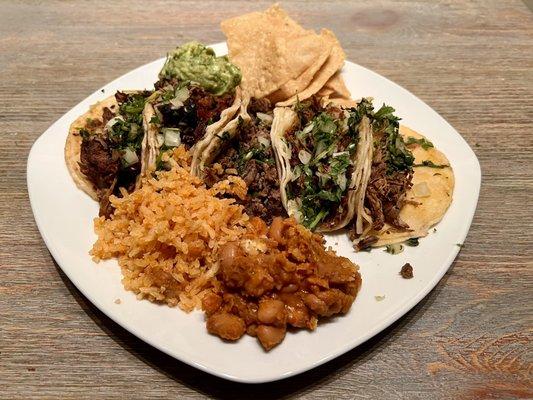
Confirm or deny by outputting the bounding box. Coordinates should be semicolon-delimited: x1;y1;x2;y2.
1;1;532;398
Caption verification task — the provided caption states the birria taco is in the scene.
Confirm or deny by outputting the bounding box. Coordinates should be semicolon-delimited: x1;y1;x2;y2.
270;97;373;232
348;101;455;249
141;42;243;172
65;90;152;217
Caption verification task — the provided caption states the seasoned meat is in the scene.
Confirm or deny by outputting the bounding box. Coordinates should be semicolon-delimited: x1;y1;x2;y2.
202;217;362;350
158;84;235;149
79;136;120;190
248;97;272;114
364;141;413;231
203;101;285;223
400;263;413;279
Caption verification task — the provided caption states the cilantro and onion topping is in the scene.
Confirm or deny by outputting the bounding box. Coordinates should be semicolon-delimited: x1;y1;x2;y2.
107;92;149;166
287;103;365;230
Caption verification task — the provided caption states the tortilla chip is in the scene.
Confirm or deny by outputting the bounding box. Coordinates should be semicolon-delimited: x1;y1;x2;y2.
221;5;336;100
268;45;332;103
318;70;352;100
65;96;118;201
276;29;346;106
370;126;455;246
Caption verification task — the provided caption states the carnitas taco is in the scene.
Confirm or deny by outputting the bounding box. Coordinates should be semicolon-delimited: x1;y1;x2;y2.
141;42;243;171
65;90;152;217
270;97;373;232
349;101;455;249
194;98;286;223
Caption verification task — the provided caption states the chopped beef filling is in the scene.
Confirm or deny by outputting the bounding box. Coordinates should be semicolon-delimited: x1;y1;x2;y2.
203;217;362;350
365;138;413;232
78;91;149;218
79;136;120;191
203;98;285;224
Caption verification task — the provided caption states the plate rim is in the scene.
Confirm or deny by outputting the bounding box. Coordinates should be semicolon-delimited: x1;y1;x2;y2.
27;42;481;383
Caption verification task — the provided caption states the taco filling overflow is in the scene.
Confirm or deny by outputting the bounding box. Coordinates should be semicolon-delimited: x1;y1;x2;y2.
65;5;454;351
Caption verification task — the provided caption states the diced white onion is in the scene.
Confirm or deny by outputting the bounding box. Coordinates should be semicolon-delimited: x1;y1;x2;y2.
413;181;431;198
168;87;190;109
163;128;181;147
302;122;314;135
337;174;347;191
332;151;349;158
122;148;139;166
174;86;190;102
104;116;124;132
156;134;165;148
257;136;270;148
298;149;312;165
256;112;273;125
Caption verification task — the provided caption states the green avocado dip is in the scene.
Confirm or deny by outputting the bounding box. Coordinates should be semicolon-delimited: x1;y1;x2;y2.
159;42;241;96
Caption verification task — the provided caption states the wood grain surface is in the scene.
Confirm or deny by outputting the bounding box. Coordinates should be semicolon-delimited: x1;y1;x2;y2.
1;1;532;398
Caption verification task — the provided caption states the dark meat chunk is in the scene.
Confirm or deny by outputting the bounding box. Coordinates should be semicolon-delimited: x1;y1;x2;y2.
363;143;413;232
248;97;272;114
102;107;115;126
79;136;120;190
400;263;414;279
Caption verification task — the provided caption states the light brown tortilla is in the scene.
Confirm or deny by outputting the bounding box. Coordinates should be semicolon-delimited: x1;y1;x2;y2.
64;96;118;200
364;126;455;246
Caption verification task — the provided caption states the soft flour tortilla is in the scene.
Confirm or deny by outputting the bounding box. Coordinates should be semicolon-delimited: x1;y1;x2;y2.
64;96;118;200
365;126;455;246
221;5;344;103
270;106;372;232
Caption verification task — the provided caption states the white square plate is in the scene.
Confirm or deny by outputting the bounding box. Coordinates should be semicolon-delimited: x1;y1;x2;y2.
27;43;480;383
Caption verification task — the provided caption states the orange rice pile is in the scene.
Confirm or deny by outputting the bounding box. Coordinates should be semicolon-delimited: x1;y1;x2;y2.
91;147;250;311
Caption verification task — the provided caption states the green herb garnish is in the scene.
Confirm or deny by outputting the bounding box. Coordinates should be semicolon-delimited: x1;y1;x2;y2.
414;160;449;169
405;136;434;150
405;238;419;247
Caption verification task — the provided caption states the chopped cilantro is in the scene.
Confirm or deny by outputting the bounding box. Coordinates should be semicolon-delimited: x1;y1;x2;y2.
405;136;434;150
405;238;419;247
414;160;449;169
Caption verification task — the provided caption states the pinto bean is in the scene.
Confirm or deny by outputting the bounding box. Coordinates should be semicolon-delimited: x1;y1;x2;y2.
269;217;285;243
206;313;246;341
257;299;286;326
256;325;286;351
219;242;239;270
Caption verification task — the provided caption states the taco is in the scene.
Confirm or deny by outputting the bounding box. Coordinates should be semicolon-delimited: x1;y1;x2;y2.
194;98;286;223
142;42;243;171
349;102;455;249
270;97;373;232
65;90;152;217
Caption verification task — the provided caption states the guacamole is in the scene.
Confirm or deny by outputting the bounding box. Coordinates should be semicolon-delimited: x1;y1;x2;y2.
159;42;242;96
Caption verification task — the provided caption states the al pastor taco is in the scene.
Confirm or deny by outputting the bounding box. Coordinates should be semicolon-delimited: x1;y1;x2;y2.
65;90;152;217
